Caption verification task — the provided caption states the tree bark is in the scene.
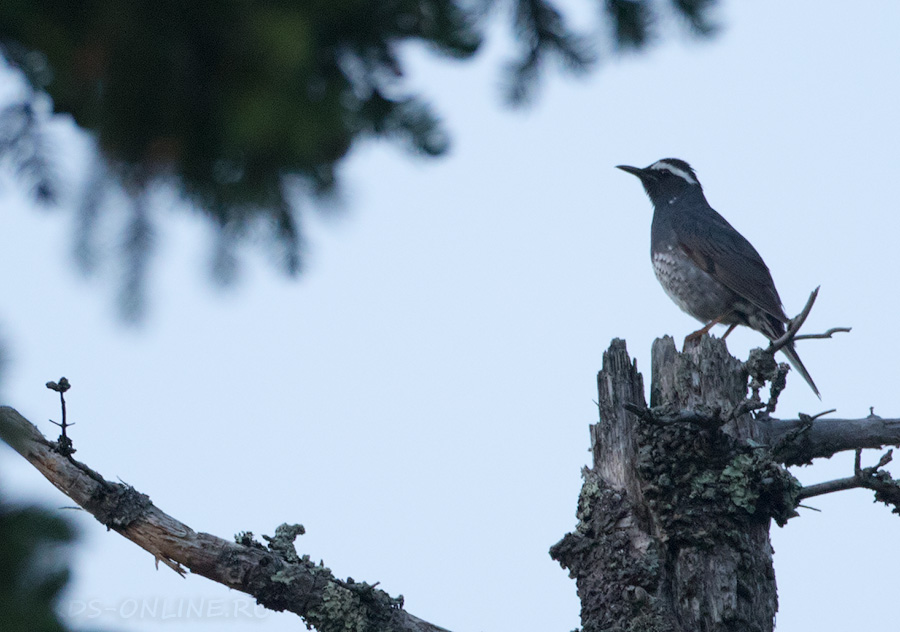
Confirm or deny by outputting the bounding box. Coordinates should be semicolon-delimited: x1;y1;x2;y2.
552;336;792;632
764;415;900;465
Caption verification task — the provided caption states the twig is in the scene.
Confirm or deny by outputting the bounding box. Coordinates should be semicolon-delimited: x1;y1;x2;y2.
46;377;74;456
799;448;900;512
798;477;860;499
767;287;851;354
767;287;819;354
793;327;852;341
874;449;894;469
798;409;837;424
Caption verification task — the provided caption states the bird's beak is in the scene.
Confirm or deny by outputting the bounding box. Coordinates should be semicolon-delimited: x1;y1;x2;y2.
616;165;645;177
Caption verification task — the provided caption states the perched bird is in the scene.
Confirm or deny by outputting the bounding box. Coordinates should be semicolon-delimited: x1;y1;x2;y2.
617;158;819;397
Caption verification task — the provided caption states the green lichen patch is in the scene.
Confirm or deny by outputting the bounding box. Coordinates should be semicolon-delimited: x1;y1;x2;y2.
575;468;605;529
234;523;404;630
638;417;800;545
305;578;404;632
263;523;306;562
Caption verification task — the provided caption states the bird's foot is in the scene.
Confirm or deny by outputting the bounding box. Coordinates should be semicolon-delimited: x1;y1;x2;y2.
683;316;729;349
682;312;737;352
684;323;716;345
683;328;709;345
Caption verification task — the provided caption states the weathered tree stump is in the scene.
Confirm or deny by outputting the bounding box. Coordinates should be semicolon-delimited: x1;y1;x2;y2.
551;336;799;632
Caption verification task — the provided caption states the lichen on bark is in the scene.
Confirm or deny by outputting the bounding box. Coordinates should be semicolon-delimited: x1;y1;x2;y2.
553;337;791;632
637;416;801;538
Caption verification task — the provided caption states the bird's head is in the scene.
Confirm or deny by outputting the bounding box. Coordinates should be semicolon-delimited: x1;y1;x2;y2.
617;158;703;203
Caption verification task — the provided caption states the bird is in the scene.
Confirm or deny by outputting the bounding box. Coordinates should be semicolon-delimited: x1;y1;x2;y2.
616;158;819;397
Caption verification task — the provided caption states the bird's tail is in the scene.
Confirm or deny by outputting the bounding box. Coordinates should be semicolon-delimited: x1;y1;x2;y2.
780;343;820;398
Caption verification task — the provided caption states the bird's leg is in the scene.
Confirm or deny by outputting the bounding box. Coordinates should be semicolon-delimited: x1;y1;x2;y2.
684;314;728;346
722;323;738;339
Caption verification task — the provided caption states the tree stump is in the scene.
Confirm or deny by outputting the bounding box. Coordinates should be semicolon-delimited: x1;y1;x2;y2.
551;336;799;632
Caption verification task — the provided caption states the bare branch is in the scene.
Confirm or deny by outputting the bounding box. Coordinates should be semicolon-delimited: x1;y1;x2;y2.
766;287;850;355
0;406;450;632
807;409;838;422
765;415;900;466
621;405;900;469
798;476;861;500
793;327;852;341
624;400;900;470
875;449;894;469
767;287;819;355
798;449;900;514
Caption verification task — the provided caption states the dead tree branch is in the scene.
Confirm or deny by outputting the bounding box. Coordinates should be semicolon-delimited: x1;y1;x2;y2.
0;406;450;632
767;287;819;355
796;477;860;498
766;287;850;355
799;449;900;513
614;406;899;469
792;327;852;342
764;414;900;466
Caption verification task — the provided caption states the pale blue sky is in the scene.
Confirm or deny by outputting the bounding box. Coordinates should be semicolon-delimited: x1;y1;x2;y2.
1;1;899;631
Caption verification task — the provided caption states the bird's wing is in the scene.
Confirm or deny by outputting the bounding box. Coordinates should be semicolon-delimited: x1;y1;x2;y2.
674;208;789;323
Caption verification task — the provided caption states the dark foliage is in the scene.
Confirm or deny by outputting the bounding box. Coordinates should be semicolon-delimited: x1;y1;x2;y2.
505;0;595;103
606;0;652;49
0;100;57;203
0;491;78;632
0;1;718;315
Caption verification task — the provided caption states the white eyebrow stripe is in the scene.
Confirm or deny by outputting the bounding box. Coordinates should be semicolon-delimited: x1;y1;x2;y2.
649;161;697;185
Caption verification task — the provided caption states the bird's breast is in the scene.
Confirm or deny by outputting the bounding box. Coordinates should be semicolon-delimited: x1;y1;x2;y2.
651;247;738;323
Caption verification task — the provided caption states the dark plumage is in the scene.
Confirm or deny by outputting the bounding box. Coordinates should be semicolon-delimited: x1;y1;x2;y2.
617;158;819;397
